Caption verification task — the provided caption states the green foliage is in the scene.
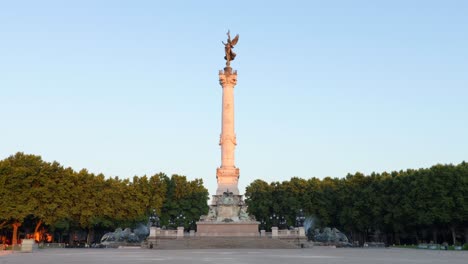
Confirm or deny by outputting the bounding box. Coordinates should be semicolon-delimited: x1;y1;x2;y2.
245;162;468;245
160;175;209;228
2;151;466;245
0;152;209;242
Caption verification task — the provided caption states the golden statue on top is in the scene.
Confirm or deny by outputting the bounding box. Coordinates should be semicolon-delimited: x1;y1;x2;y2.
222;30;239;67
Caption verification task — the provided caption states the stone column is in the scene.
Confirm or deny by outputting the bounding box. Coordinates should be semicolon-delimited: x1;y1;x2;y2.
216;67;240;195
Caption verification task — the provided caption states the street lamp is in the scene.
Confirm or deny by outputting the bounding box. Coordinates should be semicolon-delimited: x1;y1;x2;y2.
189;220;196;231
269;213;279;227
279;216;287;229
149;209;160;227
295;209;305;227
176;213;186;227
168;219;176;229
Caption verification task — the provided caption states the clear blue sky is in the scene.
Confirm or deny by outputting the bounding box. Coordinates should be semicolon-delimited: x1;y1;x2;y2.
1;1;467;195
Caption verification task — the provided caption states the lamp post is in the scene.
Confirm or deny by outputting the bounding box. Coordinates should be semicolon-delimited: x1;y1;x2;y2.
189;220;196;231
295;209;305;227
279;216;287;229
269;213;279;228
149;209;160;227
176;213;186;227
168;219;176;229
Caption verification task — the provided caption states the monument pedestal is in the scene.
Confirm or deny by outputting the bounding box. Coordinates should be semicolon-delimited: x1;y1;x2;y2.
197;191;259;237
196;222;259;237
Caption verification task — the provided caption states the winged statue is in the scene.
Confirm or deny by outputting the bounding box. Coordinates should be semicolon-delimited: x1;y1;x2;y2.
222;30;239;67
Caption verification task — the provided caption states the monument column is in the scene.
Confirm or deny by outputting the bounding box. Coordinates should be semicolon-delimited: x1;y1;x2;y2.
196;31;259;238
216;67;240;195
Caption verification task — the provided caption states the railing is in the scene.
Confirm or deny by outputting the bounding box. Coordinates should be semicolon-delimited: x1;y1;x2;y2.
260;228;303;238
157;230;178;237
278;230;299;238
152;227;304;239
38;243;66;248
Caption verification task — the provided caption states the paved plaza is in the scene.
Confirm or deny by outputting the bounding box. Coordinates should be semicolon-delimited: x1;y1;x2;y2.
1;247;467;264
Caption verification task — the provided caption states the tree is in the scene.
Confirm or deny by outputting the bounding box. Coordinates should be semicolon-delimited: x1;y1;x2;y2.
161;175;209;228
245;180;273;227
0;153;43;245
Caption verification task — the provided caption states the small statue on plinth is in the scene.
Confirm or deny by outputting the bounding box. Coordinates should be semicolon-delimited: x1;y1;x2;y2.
222;30;239;67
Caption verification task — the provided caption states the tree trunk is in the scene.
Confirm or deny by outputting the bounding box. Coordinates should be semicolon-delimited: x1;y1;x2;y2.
34;220;43;242
69;231;74;245
12;221;22;245
383;232;389;246
395;232;401;245
464;227;468;244
0;220;7;229
86;228;94;245
450;225;456;245
432;229;437;244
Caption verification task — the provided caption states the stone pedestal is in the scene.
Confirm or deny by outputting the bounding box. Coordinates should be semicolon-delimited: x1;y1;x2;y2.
177;227;184;239
149;227;161;238
260;230;266;237
272;227;279;239
197;191;259;237
299;227;305;237
196;222;259;237
21;239;36;253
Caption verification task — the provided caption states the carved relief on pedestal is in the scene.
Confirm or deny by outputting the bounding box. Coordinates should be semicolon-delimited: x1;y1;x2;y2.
199;191;256;223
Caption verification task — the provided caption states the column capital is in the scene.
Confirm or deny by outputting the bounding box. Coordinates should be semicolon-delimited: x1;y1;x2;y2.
219;68;237;87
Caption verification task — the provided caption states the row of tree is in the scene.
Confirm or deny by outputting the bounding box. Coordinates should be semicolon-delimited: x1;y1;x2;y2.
245;162;468;245
1;152;466;246
0;152;209;245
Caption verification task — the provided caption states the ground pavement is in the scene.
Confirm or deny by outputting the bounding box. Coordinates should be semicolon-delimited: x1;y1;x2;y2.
1;247;467;264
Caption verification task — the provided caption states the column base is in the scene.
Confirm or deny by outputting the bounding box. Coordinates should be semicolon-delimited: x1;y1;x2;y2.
216;167;240;195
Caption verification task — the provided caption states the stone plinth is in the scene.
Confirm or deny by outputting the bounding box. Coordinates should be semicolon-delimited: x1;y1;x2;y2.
197;191;259;236
298;227;305;237
196;222;259;237
272;227;279;239
149;227;160;238
177;227;184;239
21;239;36;253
